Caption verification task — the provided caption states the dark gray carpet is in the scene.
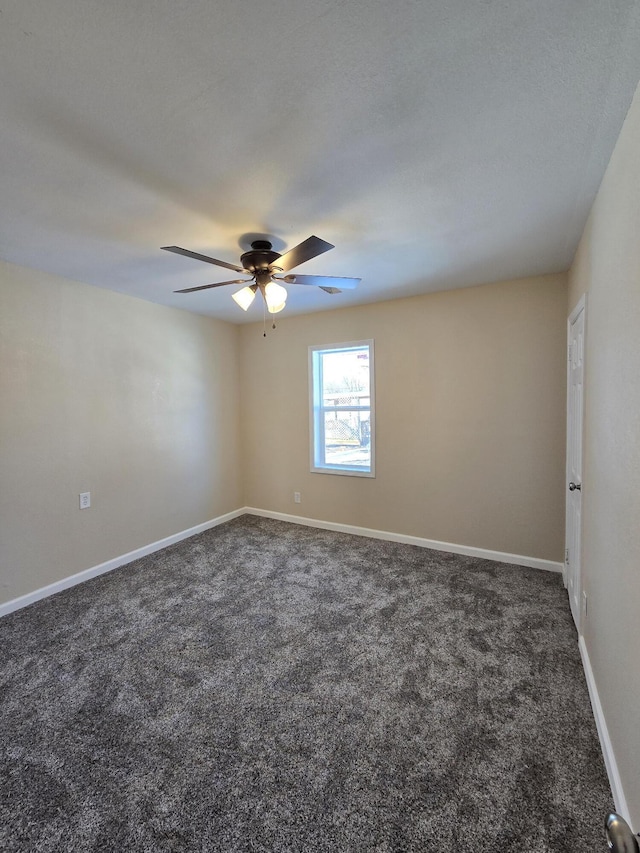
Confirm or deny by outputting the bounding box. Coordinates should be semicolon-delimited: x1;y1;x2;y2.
1;515;611;852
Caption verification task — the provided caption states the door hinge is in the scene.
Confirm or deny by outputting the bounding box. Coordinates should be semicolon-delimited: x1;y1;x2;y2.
565;548;569;564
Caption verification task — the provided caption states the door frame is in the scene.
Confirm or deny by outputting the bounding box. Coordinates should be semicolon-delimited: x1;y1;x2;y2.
565;293;586;631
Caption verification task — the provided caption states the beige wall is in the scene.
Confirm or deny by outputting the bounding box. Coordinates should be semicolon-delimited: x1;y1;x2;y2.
568;80;640;828
240;274;567;562
0;260;242;605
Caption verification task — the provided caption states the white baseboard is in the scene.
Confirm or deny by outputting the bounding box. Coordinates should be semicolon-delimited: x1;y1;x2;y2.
0;508;245;618
1;505;563;619
244;508;563;573
579;636;633;830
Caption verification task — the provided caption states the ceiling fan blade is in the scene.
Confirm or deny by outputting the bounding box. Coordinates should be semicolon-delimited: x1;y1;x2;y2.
174;279;249;293
275;236;334;272
280;273;361;290
162;245;247;274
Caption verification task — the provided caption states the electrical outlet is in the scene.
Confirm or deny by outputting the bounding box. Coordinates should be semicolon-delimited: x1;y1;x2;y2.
79;492;91;510
294;491;301;504
582;590;588;620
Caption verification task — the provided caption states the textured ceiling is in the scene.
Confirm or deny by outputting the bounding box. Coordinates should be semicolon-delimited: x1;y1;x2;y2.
1;0;640;323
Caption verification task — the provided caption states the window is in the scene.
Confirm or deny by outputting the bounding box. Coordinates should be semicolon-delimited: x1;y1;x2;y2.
309;340;375;477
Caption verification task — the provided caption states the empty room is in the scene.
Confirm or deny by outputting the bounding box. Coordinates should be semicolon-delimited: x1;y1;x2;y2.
1;2;639;851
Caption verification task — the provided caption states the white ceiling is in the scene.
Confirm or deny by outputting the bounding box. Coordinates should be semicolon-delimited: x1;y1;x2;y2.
1;1;640;324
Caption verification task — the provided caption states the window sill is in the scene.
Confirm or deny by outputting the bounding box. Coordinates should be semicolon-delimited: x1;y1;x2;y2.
311;465;375;478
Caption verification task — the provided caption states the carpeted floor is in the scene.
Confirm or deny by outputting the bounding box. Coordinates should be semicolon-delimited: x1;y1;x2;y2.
0;515;612;851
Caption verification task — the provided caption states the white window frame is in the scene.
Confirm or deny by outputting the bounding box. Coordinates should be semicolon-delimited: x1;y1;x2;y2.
308;339;375;478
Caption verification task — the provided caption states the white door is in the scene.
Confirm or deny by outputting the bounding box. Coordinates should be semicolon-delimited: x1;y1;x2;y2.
566;297;585;631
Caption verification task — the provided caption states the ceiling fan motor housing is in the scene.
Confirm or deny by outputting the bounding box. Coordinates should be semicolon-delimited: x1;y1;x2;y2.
240;240;282;274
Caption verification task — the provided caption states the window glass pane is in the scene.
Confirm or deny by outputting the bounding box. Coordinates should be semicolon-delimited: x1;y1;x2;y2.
320;348;370;404
323;410;371;468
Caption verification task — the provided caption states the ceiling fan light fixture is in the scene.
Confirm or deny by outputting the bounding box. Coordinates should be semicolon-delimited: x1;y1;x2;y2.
162;237;360;327
232;285;257;311
264;280;287;314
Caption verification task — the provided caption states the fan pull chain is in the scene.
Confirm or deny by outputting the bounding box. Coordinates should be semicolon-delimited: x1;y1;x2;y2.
260;297;277;334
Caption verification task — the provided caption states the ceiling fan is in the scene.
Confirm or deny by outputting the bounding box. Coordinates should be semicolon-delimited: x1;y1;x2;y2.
161;236;360;316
